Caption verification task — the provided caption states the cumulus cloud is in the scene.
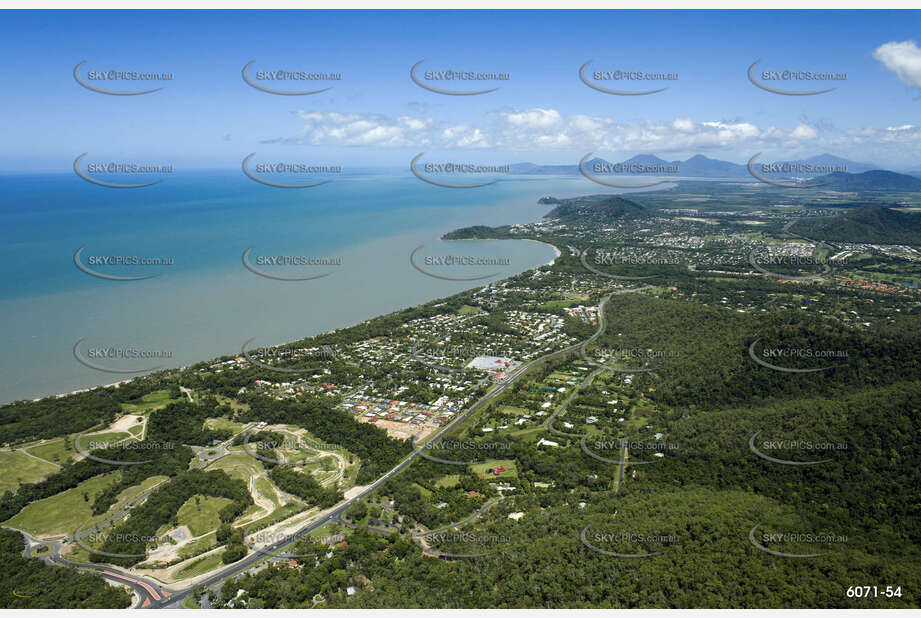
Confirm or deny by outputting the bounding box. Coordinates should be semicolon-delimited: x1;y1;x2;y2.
274;107;921;164
279;111;436;147
789;124;819;140
440;124;490;148
873;40;921;88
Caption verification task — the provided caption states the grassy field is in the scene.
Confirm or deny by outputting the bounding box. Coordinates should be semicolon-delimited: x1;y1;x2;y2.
457;305;483;315
175;551;226;580
22;424;136;467
77;431;132;450
178;530;218;560
0;450;59;493
242;503;309;535
4;472;120;537
120;390;176;415
435;474;460;488
176;495;235;537
307;521;344;540
108;475;169;511
23;437;78;466
203;417;249;434
469;459;518;479
254;476;280;507
497;405;532;416
205;450;266;477
507;425;546;438
214;394;250;412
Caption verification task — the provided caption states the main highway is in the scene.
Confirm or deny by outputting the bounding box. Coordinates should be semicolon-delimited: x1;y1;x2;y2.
20;282;647;610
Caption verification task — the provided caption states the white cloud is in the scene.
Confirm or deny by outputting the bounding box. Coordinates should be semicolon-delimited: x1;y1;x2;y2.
873;41;921;88
441;124;490;148
276;107;921;166
789;124;819;140
498;108;562;129
672;118;695;133
286;111;435;147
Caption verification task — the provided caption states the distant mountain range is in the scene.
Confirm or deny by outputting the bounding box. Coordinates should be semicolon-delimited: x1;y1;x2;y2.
791;205;921;244
509;153;915;181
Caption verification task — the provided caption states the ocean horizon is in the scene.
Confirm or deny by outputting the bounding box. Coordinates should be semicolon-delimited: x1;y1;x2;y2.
0;170;668;404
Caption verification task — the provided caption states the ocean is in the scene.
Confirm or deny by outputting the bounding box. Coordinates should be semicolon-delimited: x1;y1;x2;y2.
0;169;611;403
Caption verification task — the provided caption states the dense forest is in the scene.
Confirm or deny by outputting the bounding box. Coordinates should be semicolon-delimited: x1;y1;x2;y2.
0;529;131;608
268;466;342;508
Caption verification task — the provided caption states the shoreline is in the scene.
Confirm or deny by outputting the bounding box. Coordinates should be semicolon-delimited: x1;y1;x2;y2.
14;237;559;407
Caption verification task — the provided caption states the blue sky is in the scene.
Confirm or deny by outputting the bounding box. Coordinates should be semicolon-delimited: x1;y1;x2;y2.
2;10;921;171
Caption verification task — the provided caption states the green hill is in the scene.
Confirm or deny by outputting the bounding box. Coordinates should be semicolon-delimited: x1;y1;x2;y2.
544;195;648;223
811;170;921;192
792;204;921;244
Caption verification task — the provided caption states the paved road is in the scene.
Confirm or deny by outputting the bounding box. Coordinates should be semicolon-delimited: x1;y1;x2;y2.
14;531;170;609
33;283;648;610
545;285;652;437
153;290;639;608
615;439;627;494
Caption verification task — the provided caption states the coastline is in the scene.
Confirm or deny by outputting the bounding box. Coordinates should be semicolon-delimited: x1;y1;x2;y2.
14;236;559;406
531;239;562;265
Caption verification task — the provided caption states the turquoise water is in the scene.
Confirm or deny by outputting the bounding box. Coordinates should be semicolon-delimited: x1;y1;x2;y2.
0;170;603;403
